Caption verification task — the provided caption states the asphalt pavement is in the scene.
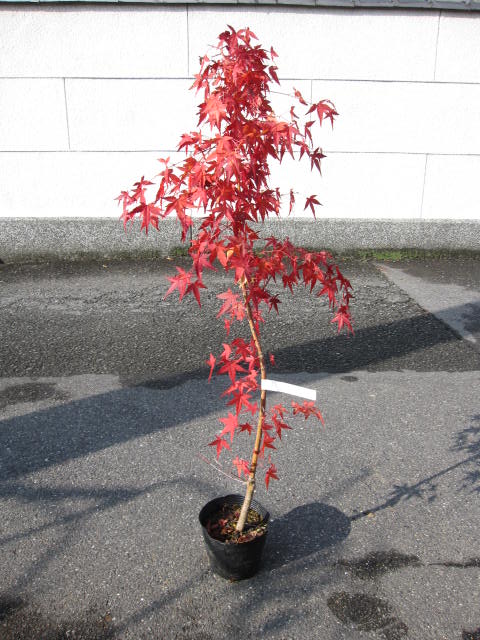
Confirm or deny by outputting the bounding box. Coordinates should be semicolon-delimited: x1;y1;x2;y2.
0;255;479;639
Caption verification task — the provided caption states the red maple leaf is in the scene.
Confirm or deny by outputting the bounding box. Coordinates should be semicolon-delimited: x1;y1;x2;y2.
186;278;206;306
260;432;276;456
239;422;253;434
332;305;353;333
272;414;292;439
208;434;230;459
200;93;227;129
304;195;321;217
164;267;191;301
233;456;250;478
293;88;307;106
291;401;325;425
265;463;279;489
206;353;216;382
219;412;239;443
272;403;287;418
218;358;246;384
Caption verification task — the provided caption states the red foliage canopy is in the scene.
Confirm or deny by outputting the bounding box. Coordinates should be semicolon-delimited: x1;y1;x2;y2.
118;26;353;488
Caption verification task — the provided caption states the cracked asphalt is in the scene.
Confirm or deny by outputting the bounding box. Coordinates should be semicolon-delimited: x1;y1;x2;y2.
1;255;479;639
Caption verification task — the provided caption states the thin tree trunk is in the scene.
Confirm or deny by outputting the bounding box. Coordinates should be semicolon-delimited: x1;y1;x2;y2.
236;279;267;533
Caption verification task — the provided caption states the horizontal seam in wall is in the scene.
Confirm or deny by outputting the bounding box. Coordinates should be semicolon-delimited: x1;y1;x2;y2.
1;77;480;86
1;150;480;157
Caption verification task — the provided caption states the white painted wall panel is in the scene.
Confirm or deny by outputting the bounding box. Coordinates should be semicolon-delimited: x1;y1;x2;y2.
436;13;480;83
66;78;311;152
422;155;480;220
66;80;198;151
0;6;188;78
188;7;438;81
0;152;169;218
269;152;426;218
0;79;68;151
312;80;480;154
0;151;425;220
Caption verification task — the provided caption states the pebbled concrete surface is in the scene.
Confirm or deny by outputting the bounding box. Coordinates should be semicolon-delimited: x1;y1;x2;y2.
1;257;479;639
1;218;479;263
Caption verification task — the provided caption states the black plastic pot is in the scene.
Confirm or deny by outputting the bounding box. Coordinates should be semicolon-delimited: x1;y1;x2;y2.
199;494;269;580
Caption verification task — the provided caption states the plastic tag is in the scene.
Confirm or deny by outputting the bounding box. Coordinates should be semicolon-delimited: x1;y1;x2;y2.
261;379;316;401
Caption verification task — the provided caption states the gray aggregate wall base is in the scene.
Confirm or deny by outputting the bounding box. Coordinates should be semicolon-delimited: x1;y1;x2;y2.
0;217;479;262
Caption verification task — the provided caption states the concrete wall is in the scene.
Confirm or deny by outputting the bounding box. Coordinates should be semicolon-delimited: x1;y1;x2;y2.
0;5;479;255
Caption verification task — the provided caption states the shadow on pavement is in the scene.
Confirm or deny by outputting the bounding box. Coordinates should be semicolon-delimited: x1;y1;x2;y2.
351;414;480;521
140;304;480;389
0;385;209;480
265;502;351;570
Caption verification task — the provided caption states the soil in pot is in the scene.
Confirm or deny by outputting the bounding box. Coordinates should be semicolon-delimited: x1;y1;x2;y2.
206;502;267;544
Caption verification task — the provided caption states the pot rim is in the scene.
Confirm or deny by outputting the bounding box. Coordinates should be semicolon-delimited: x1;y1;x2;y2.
199;493;270;533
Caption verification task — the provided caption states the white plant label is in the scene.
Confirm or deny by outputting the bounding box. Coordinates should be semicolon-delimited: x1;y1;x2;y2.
261;379;317;401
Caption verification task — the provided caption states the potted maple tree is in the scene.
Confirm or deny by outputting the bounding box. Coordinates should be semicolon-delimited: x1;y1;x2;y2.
117;26;353;580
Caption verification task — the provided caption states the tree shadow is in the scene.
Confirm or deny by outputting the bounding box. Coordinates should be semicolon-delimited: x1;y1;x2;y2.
0;475;214;549
452;415;480;494
0;473;217;613
0;385;214;480
139;304;480;391
265;502;351;570
352;414;480;521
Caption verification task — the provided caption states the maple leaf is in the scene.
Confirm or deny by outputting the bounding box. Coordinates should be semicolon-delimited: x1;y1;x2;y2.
244;400;258;417
288;189;295;215
282;271;297;293
218;359;246;383
200;93;227;129
317;278;338;308
233;456;250;478
262;421;274;433
192;251;216;278
239;422;253;434
217;289;245;321
220;342;232;363
178;132;201;152
186;278;206;306
269;353;276;367
227;389;253;414
293;87;307;106
335;266;352;292
272;403;287;419
265;463;279;489
269;66;280;85
219;412;239;443
291;401;325;425
331;305;353;334
304;195;321;217
272;414;292;439
164;267;191;301
310;148;326;174
260;432;276;456
232;337;254;360
131;176;153;204
316;100;338;128
208;434;230;459
206;353;216;382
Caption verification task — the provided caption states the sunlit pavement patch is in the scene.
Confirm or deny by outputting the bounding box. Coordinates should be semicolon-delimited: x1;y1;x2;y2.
379;262;480;349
